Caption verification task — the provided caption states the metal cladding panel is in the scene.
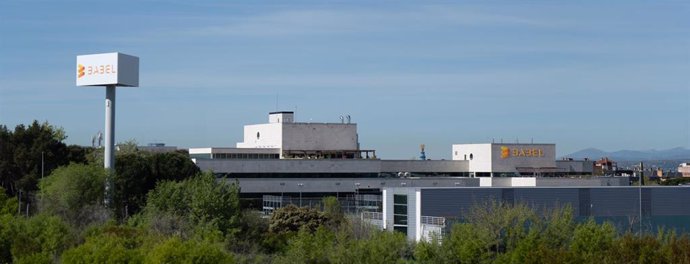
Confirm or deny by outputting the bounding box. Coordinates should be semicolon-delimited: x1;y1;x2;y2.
420;188;501;218
651;188;690;216
514;188;580;215
589;188;639;217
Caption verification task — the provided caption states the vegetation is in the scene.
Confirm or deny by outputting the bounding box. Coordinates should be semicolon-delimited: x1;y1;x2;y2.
1;121;690;263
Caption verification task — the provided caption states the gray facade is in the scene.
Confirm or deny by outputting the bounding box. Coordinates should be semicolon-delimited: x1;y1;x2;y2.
416;186;690;233
197;159;469;176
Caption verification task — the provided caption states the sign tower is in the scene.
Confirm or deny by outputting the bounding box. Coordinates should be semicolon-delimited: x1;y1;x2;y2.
76;52;139;207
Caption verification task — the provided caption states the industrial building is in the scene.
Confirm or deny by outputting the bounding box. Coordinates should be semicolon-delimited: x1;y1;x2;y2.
381;186;690;241
191;111;595;181
184;111;690;239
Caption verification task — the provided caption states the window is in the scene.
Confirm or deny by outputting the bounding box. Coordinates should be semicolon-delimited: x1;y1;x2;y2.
470;153;473;160
393;194;408;235
256;132;260;140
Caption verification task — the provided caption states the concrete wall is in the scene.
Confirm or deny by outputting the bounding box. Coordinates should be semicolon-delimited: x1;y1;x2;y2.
282;123;358;151
224;178;480;193
557;160;595;174
536;177;629;187
490;144;556;173
189;147;280;155
198;159;381;173
380;160;468;173
197;159;469;174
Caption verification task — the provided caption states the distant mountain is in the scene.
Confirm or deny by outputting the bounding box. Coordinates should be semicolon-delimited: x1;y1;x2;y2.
563;147;690;161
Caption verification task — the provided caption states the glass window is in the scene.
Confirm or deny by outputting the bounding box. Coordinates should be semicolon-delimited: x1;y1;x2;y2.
394;215;407;225
394;205;407;215
394;195;407;205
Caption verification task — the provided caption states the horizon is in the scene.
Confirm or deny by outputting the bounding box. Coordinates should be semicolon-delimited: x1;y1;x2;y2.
1;1;689;159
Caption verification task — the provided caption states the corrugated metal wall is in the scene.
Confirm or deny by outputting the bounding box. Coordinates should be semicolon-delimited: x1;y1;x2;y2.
421;187;690;220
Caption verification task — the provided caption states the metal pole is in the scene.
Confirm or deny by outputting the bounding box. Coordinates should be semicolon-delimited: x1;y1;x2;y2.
639;162;643;235
104;85;116;207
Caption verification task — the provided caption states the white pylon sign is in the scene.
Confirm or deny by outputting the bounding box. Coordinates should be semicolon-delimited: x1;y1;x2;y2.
77;52;139;87
76;52;139;207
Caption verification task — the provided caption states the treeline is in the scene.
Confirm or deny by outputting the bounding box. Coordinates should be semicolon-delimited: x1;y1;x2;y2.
1;121;690;263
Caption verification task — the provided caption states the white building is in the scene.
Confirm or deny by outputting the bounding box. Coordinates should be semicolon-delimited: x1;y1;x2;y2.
236;111;362;158
452;143;558;177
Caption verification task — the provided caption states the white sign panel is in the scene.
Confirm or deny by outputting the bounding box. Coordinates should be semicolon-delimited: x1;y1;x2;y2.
76;52;139;87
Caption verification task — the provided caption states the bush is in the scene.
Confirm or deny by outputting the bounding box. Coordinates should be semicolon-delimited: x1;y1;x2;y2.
145;236;234;264
39;163;108;227
141;173;241;237
11;214;73;263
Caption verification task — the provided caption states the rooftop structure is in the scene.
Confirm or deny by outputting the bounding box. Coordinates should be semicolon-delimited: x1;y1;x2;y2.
679;163;690;177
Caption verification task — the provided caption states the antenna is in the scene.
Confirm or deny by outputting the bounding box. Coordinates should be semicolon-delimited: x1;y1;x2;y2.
340;115;344;124
346;115;351;124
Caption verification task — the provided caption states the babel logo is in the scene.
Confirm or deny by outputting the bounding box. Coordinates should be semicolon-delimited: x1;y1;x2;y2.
501;146;510;159
77;64;117;78
77;64;85;78
500;146;544;159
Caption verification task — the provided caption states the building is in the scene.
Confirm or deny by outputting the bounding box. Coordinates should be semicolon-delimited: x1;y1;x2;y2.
381;186;690;241
192;112;597;181
679;163;690;177
594;157;618;175
452;143;558;177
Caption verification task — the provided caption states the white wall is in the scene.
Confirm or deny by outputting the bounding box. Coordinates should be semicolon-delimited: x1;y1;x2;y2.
236;123;282;149
382;187;419;241
452;144;493;173
453;143;556;175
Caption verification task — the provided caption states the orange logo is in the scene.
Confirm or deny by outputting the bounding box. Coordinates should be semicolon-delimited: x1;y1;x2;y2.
501;146;510;159
77;64;85;78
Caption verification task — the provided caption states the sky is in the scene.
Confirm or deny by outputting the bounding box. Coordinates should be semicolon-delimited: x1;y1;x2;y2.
1;0;688;159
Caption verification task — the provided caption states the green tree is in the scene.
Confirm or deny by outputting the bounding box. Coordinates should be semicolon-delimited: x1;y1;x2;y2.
114;151;200;219
269;204;327;235
322;196;345;230
61;225;145;264
0;121;86;197
11;214;73;263
145;236;234;264
570;219;616;263
140;173;241;237
39;163;108;227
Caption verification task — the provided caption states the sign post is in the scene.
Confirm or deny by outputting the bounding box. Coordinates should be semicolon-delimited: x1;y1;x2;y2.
76;52;139;207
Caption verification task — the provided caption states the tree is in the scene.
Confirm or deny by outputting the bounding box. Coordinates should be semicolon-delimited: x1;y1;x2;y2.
0;121;86;197
39;163;108;227
145;236;234;264
322;196;345;230
570;219;616;263
113;151;200;219
140;173;241;237
269;205;327;235
10;214;73;263
60;225;145;264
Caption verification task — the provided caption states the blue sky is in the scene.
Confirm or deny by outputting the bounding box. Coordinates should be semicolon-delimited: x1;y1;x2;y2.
1;0;688;159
